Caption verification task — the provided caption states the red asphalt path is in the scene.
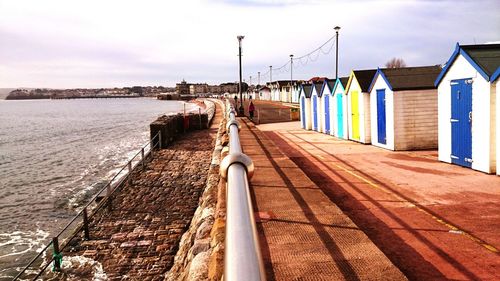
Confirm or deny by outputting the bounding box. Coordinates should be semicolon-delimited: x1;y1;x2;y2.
257;121;500;281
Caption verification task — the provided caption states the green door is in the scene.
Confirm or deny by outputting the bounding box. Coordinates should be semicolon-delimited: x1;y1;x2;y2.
351;91;360;140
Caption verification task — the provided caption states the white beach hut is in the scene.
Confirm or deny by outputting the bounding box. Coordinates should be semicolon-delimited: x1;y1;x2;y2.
495;72;500;176
299;83;313;130
331;77;349;139
435;43;500;173
320;79;335;134
369;66;442;150
310;82;323;132
259;86;271;101
345;69;377;144
291;81;301;104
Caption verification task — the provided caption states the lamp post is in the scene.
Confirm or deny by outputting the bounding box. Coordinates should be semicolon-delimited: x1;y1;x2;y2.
237;35;245;116
258;71;260;85
269;65;272;82
334;26;340;80
290;54;293;103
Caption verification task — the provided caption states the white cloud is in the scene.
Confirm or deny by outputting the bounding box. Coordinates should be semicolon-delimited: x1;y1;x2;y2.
0;0;498;88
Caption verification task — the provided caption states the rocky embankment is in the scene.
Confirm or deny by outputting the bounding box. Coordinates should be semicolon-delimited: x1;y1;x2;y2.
40;99;225;281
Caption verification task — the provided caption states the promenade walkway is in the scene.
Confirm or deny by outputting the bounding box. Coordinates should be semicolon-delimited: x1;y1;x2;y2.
247;119;500;280
238;118;406;281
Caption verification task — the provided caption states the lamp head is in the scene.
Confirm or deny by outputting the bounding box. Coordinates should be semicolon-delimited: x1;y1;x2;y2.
237;35;245;41
334;26;341;31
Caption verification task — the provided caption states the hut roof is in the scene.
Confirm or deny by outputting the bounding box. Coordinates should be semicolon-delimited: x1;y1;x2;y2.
301;84;313;98
436;43;500;85
377;65;442;91
313;82;323;96
352;69;377;92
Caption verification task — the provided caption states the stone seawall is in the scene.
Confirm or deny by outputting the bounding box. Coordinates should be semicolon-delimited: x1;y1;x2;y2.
42;99;222;280
150;100;215;148
165;99;227;281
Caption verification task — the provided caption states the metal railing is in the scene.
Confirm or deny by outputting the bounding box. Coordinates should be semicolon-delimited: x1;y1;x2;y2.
13;132;162;281
220;101;266;281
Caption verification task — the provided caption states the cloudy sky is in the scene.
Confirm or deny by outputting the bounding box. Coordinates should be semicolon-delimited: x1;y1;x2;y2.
0;0;498;88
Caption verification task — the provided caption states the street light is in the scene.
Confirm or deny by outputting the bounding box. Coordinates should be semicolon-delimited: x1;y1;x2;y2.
237;35;245;116
334;26;340;80
290;54;294;103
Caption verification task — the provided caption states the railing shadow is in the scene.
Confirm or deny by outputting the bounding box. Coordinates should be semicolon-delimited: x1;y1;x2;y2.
267;130;482;281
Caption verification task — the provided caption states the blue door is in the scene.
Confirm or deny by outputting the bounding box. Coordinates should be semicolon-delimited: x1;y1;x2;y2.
324;95;330;134
376;89;387;144
337;94;343;137
451;79;472;168
301;97;306;128
313;95;318;130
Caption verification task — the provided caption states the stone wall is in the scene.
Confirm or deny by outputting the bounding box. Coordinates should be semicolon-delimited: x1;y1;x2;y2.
165;99;228;281
150;100;216;149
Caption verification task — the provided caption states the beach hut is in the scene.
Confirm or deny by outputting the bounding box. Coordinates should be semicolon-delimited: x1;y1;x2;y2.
259;86;271;101
435;43;500;173
345;69;377;143
495;73;500;176
320;79;336;134
331;77;350;139
368;65;442;150
310;81;324;132
291;81;301;104
299;83;313;130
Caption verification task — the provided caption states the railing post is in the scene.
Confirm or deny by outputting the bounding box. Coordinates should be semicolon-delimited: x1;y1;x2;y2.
107;183;112;211
83;207;90;240
127;161;133;184
158;132;162;150
141;148;145;170
199;108;202;129
52;237;61;272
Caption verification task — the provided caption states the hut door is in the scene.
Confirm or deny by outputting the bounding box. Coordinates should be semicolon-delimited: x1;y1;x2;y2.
450;79;472;168
313;95;318;130
377;89;387;144
324;95;330;134
351;91;360;140
337;94;344;137
301;96;306;128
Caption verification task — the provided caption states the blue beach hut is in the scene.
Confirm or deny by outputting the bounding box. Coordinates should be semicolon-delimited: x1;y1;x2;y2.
299;83;313;130
310;81;323;132
320;79;335;134
435;43;500;174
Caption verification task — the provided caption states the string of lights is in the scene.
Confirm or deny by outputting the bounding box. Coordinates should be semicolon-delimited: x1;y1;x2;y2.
251;34;337;84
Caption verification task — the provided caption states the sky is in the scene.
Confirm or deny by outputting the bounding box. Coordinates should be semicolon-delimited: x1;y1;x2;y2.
0;0;499;88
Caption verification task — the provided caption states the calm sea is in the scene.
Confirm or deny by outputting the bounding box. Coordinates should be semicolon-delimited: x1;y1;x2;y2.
0;98;197;279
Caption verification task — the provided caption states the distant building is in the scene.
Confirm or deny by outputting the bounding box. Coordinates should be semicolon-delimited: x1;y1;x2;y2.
176;79;190;95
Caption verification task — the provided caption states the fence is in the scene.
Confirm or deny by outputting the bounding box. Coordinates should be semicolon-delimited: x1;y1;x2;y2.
219;101;266;281
13;132;161;281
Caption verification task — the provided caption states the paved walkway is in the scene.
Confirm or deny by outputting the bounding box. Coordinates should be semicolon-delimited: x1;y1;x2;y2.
255;121;500;281
238;119;406;281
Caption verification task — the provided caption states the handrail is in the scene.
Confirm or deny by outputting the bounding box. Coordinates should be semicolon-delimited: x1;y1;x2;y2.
220;100;266;281
13;132;162;281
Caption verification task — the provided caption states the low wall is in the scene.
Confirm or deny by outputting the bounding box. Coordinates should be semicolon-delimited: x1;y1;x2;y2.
165;99;227;281
150;100;216;148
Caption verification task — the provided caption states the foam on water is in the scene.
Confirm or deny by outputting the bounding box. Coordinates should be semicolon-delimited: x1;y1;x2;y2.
0;98;196;277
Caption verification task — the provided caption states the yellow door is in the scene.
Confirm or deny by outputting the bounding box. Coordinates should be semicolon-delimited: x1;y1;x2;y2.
351;90;360;140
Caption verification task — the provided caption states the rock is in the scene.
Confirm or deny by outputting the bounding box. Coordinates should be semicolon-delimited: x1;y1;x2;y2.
187;251;210;281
